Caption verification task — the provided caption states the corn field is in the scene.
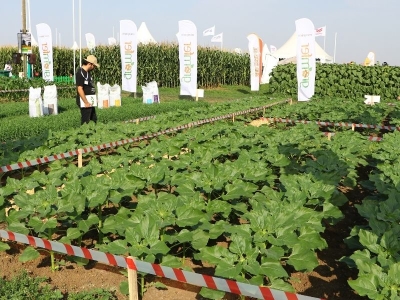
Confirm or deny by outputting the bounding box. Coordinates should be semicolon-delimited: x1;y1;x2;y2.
0;44;250;88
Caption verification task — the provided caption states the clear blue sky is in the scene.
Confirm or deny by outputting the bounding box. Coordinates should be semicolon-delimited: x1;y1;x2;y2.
2;0;399;66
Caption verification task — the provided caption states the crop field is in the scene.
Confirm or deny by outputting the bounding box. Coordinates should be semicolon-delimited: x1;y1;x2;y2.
0;91;399;299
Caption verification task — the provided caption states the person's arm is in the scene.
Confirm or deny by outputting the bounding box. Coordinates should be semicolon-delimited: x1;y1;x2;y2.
75;69;91;108
77;85;91;107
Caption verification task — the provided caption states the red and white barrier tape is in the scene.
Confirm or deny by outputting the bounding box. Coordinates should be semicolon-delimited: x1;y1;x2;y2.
0;100;289;174
322;132;383;141
0;86;74;94
123;115;156;123
0;229;322;300
260;117;400;131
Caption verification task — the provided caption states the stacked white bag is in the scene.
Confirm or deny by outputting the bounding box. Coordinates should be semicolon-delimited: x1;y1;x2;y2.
142;81;160;104
109;84;121;107
97;82;110;109
43;85;58;115
28;87;43;117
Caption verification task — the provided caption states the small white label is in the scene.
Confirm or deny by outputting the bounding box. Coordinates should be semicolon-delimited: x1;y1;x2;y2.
196;89;204;98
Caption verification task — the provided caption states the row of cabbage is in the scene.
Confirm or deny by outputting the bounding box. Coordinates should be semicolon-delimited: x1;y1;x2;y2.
251;98;400;299
0;96;284;166
0;96;209;143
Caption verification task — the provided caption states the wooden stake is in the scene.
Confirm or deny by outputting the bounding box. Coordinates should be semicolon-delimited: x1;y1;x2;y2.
351;124;355;131
290;98;293;105
78;149;83;168
195;89;198;102
127;256;139;300
327;133;331;141
136;119;139;125
232;115;235;122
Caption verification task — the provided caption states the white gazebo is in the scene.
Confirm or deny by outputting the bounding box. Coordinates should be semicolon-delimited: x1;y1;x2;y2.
273;32;333;63
137;22;157;45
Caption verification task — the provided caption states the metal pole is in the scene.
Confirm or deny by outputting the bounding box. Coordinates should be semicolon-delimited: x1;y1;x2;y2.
22;0;27;78
79;0;82;66
72;0;76;82
333;32;337;63
27;0;32;78
22;0;26;33
27;0;31;32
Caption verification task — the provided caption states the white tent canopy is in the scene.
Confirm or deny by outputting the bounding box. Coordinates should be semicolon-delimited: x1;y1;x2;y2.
137;22;157;45
261;43;279;84
273;32;333;63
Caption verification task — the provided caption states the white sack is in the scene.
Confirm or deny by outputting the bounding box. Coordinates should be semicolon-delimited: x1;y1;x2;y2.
109;84;121;107
43;85;58;115
97;82;110;109
29;87;43;117
142;81;160;104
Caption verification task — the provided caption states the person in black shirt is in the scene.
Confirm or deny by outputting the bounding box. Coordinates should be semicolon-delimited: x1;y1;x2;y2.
75;55;100;124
